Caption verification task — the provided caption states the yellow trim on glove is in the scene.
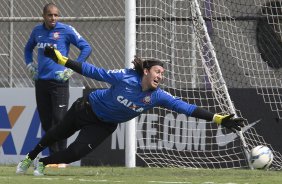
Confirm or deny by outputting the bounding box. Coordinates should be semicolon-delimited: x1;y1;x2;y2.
213;114;229;125
54;49;68;66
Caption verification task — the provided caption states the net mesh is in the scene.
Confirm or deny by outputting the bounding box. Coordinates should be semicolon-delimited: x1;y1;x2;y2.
136;0;282;169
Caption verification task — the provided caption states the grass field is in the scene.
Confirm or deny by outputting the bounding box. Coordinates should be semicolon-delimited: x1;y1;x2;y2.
0;165;281;184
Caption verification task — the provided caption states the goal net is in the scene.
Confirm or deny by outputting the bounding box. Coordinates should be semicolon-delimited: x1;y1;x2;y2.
135;0;282;169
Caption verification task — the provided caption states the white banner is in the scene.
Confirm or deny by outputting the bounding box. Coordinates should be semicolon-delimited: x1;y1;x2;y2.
0;87;83;165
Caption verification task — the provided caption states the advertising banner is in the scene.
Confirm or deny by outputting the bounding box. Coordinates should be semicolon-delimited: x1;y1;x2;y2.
0;88;83;165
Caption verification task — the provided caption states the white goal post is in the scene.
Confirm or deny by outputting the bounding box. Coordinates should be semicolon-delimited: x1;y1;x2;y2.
129;0;282;169
125;0;137;168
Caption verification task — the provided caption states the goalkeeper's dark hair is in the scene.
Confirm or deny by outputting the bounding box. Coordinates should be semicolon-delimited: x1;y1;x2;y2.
43;3;58;14
132;56;164;76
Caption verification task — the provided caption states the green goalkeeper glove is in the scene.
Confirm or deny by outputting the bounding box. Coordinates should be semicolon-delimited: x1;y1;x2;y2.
55;68;74;82
26;63;38;80
213;114;245;132
44;46;68;66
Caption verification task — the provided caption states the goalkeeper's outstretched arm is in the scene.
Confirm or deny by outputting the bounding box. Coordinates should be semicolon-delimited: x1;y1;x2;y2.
44;45;83;74
191;107;245;132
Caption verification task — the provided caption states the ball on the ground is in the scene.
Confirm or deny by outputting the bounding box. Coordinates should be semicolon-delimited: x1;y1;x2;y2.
250;145;273;169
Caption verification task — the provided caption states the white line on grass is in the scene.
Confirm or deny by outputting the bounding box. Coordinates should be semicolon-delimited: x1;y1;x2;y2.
148;181;192;184
33;177;59;180
79;179;107;182
0;176;11;179
78;179;123;183
33;177;124;183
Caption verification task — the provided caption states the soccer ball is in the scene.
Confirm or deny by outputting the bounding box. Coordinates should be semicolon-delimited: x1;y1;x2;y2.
250;145;273;169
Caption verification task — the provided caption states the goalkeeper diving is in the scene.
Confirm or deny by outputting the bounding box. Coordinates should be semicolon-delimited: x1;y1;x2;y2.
16;46;245;176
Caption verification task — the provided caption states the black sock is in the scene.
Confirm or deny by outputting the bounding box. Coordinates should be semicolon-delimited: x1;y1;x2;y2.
28;144;45;160
38;158;47;166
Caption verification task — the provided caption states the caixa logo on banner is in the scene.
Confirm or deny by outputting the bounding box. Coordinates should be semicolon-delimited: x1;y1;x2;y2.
0;106;49;156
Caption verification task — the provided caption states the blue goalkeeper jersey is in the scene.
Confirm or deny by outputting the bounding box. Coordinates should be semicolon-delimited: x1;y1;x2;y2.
81;62;197;123
24;22;91;80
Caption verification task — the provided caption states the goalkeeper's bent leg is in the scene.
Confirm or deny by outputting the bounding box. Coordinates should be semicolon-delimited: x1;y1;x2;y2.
28;101;81;160
39;120;118;165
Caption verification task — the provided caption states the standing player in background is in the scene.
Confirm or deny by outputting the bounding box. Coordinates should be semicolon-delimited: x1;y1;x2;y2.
23;3;92;168
16;46;245;176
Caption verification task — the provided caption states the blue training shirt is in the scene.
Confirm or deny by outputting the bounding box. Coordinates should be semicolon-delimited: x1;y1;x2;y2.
24;22;92;80
81;62;197;124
